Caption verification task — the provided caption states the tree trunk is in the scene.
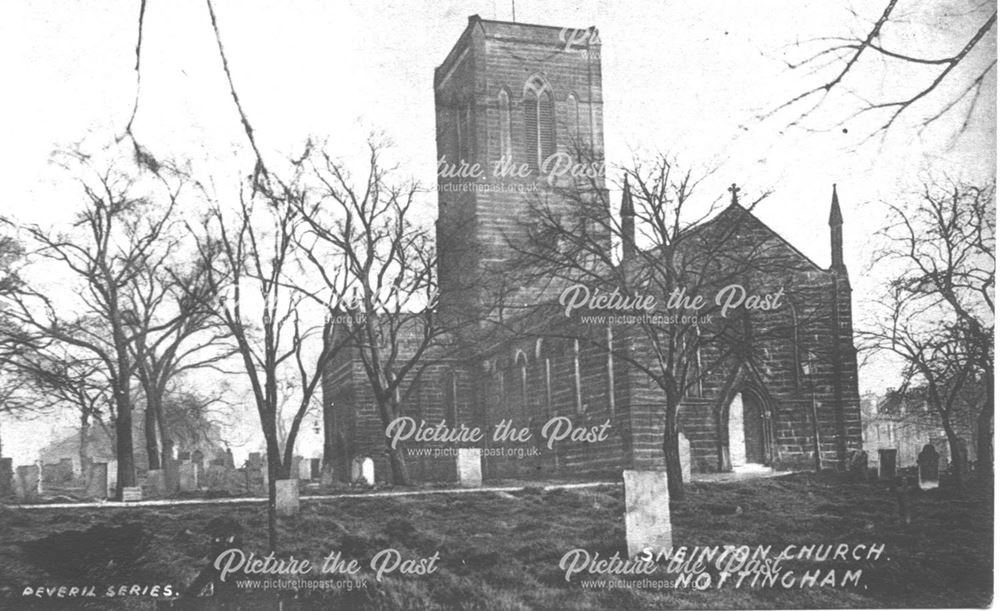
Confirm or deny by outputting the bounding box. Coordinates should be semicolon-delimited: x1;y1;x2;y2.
144;399;160;470
942;420;966;492
976;369;993;479
661;401;685;502
388;447;410;486
113;386;137;499
378;399;411;486
79;413;90;479
266;461;278;552
264;422;283;551
154;401;173;467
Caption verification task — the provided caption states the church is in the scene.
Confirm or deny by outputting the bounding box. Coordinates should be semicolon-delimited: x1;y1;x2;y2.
322;15;863;483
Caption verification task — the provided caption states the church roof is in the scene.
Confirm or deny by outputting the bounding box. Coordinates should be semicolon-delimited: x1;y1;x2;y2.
672;200;827;273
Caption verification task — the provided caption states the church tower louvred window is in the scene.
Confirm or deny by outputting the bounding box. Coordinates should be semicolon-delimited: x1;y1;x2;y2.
498;90;512;161
524;76;556;169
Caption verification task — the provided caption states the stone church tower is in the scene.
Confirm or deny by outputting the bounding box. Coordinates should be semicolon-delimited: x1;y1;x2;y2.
434;15;606;318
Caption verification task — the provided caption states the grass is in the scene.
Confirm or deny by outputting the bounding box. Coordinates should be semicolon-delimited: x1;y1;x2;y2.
0;471;991;610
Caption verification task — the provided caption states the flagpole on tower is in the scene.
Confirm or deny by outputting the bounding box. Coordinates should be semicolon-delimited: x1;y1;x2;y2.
511;0;516;22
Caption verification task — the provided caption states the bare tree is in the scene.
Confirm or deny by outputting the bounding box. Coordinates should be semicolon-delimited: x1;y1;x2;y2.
766;0;996;142
294;140;445;486
126;236;235;469
0;149;181;498
187;164;346;549
862;177;994;481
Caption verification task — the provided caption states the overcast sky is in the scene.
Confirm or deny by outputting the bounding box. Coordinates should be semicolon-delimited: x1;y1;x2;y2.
0;0;994;461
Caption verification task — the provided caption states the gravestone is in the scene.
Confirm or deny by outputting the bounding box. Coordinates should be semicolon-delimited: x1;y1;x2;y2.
144;469;167;498
0;457;13;497
246;466;266;495
178;463;199;492
275;479;300;516
122;486;143;502
205;465;229;491
878;449;897;481
107;459;118;499
320;462;336;488
224;447;235;469
57;458;74;482
247;453;263;470
291;456;305;481
16;465;40;501
42;463;61;484
847;450;869;481
164;458;181;495
85;462;108;499
917;444;940;490
456;448;482;487
12;470;25;500
351;456;375;487
310;458;321;481
931;438;950;470
192;450;205;481
678;433;692;483
622;470;672;559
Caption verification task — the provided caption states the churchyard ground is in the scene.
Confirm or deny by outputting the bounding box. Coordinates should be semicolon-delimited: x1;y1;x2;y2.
0;471;991;610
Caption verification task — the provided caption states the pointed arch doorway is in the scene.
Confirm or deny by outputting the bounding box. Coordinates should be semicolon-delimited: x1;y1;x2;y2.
727;390;770;467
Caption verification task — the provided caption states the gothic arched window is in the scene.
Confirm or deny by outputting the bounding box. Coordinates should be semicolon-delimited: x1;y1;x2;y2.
498;90;512;161
567;92;581;140
524;76;556;169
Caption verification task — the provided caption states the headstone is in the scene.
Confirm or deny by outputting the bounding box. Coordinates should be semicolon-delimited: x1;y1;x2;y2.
144;469;167;498
847;450;869;481
42;463;61;484
34;461;45;495
206;465;229;490
192;449;204;468
107;459;118;498
878;449;897;481
71;456;83;479
310;458;321;481
85;462;108;499
246;467;266;495
917;444;940;490
0;457;12;497
456;448;482;487
178;463;199;492
122;486;143;502
16;465;40;501
351;456;375;487
164;458;181;494
931;437;950;470
57;458;74;482
247;453;263;470
678;433;692;483
275;479;300;516
320;462;336;488
291;456;304;481
224;448;235;469
622;470;672;559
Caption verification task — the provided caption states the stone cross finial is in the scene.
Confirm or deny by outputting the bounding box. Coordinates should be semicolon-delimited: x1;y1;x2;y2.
728;183;741;205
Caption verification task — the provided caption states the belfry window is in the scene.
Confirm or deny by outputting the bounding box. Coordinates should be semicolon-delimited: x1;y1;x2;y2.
498;90;512;161
523;76;555;169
